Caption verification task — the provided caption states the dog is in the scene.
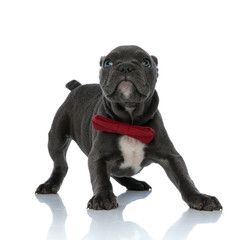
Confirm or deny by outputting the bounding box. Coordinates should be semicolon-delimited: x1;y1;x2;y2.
36;45;222;211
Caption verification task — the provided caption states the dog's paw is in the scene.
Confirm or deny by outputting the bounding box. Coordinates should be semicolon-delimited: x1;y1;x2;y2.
87;192;118;210
185;193;222;211
35;182;60;194
127;180;152;191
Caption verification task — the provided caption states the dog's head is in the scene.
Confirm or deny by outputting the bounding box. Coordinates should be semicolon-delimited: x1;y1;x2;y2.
99;45;158;107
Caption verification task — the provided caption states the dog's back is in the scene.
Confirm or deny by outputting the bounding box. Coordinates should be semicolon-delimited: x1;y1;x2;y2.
64;81;102;154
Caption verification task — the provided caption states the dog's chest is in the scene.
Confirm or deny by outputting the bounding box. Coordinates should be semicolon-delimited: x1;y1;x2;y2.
118;135;145;173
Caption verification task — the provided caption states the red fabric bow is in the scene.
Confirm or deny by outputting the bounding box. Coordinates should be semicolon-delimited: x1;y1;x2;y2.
92;115;155;144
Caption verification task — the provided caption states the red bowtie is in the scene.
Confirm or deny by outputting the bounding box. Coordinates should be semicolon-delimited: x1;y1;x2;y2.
92;115;155;144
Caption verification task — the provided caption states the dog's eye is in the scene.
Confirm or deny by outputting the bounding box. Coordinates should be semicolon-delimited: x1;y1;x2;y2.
104;60;113;69
142;59;151;68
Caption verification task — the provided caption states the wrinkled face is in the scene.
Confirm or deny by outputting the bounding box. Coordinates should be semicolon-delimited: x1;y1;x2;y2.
99;45;158;107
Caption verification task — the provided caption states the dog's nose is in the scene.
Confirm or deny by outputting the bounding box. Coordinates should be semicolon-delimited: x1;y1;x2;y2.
120;66;133;73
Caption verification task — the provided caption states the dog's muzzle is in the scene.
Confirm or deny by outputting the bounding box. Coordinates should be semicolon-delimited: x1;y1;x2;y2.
102;66;150;103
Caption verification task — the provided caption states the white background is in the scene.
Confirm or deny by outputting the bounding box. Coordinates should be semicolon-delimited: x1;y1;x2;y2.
0;0;240;239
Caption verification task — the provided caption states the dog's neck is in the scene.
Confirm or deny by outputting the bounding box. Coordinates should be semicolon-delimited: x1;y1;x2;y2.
125;107;135;123
103;90;159;125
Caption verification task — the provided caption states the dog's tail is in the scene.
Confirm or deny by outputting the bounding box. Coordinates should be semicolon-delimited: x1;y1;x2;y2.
65;80;81;91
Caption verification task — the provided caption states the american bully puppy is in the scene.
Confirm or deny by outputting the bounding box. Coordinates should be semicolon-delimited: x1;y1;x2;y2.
36;45;222;211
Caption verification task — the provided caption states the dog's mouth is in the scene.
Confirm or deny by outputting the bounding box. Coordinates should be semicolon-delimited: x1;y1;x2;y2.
117;81;134;98
103;80;149;104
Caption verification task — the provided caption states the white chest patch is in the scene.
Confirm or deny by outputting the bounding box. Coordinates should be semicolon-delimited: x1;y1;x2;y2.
119;135;146;173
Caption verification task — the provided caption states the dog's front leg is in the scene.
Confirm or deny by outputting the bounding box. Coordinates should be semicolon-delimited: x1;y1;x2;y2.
155;154;222;211
87;154;118;210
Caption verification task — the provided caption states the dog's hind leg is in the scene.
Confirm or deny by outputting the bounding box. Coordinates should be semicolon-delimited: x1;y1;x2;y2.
112;177;152;191
36;107;71;194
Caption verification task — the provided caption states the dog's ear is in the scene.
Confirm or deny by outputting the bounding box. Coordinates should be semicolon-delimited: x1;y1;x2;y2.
100;56;105;67
151;55;158;66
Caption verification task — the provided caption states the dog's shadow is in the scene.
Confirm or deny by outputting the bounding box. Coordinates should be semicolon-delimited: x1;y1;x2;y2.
36;192;222;240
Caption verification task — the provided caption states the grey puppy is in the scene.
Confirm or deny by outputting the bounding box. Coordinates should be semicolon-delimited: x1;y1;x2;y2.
36;45;222;211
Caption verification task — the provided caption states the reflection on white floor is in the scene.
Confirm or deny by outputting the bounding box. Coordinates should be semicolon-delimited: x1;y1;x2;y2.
36;194;68;240
162;207;221;240
35;191;223;240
